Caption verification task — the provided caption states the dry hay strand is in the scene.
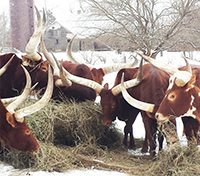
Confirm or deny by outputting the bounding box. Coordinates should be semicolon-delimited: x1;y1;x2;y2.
158;120;178;144
52;99;123;149
143;143;200;176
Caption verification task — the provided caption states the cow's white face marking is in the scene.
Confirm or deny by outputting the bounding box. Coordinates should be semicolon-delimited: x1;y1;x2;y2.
167;76;175;92
180;95;196;119
167;71;192;92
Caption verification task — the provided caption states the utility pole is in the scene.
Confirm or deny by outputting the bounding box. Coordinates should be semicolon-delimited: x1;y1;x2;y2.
9;0;34;52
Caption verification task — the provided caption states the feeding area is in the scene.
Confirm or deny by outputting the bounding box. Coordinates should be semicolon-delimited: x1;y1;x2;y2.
1;96;200;176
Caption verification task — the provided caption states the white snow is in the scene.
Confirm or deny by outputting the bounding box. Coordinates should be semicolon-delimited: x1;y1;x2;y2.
0;164;128;176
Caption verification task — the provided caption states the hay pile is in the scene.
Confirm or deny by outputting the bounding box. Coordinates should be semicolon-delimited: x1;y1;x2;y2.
1;98;200;175
144;144;200;176
0;98;124;171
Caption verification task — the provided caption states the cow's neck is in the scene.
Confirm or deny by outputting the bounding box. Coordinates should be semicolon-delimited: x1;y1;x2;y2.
181;86;200;124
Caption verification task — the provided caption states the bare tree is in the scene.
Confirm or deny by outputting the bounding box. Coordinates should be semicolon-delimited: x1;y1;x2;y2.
45;9;56;26
79;0;199;58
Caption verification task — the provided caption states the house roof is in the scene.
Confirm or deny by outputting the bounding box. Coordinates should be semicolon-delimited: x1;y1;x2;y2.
46;21;72;33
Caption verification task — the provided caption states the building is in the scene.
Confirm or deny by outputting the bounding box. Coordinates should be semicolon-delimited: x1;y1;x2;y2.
43;21;110;52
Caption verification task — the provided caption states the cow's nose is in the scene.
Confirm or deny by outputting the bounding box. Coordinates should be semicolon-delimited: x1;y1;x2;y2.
101;120;112;126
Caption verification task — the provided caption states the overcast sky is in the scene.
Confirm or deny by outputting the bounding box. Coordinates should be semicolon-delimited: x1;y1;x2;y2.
0;0;82;22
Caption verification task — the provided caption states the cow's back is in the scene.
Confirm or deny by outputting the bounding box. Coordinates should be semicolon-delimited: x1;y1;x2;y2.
0;53;24;98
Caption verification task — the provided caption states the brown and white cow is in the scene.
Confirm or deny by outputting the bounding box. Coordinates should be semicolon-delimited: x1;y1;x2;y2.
126;52;200;145
0;64;53;153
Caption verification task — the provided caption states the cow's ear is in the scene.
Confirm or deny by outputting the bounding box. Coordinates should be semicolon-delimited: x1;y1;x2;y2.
189;75;196;85
186;75;196;91
6;112;16;128
103;83;109;90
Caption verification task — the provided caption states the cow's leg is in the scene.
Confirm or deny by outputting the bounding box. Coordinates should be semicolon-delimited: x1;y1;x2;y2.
129;123;135;149
182;117;199;146
141;113;149;153
150;118;157;158
123;125;128;147
123;113;138;149
124;118;136;149
157;129;164;151
141;111;157;158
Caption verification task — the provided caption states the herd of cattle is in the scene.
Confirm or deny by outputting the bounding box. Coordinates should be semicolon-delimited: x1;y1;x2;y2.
0;7;200;159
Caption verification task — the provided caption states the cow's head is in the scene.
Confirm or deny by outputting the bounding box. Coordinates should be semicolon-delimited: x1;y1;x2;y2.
66;34;138;86
99;83;120;126
135;52;199;124
47;54;143;126
91;68;105;85
155;74;197;123
0;64;53;153
0;104;39;153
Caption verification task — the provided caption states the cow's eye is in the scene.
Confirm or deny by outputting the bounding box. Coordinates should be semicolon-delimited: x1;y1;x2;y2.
41;66;47;71
25;129;30;135
168;93;176;101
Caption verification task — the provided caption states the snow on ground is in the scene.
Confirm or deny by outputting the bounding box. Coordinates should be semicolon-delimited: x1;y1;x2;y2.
1;50;200;175
0;164;128;176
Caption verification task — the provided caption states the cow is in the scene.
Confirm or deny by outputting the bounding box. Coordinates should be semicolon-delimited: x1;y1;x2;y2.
0;8;89;101
118;62;178;157
0;63;53;153
66;34;138;85
0;7;49;99
41;35;138;101
128;52;200;146
48;54;174;158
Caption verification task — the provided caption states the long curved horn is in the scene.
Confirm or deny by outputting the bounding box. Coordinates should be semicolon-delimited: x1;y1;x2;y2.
49;52;104;93
52;54;142;95
135;51;178;75
2;96;19;104
182;55;192;74
102;55;138;75
40;36;60;77
40;35;72;87
14;65;53;123
111;58;143;96
135;51;192;87
25;6;43;61
66;33;83;64
50;53;72;87
62;66;104;94
0;54;14;76
67;34;137;74
6;65;32;114
41;8;46;34
2;83;38;104
120;73;155;112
